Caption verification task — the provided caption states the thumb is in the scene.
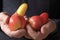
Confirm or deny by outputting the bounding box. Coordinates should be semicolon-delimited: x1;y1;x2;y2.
0;12;10;24
40;19;56;39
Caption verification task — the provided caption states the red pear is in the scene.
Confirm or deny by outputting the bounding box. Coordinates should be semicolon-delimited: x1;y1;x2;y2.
8;3;28;31
40;12;49;25
8;13;26;31
29;12;49;31
29;16;42;31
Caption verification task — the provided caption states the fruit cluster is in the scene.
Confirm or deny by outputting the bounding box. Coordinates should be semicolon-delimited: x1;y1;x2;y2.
7;3;49;31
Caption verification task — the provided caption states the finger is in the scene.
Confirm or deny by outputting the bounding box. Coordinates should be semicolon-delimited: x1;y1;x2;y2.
41;19;56;34
0;12;10;24
24;16;28;21
10;29;26;38
25;33;32;39
41;19;56;39
0;12;9;15
34;32;43;40
0;23;11;37
1;23;26;38
26;24;40;39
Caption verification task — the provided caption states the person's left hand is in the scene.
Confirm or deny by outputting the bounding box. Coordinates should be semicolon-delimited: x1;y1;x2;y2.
26;19;56;40
0;12;26;38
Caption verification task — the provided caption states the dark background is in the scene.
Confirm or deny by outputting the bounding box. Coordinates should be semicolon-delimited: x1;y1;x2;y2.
0;0;60;40
49;0;60;19
0;0;60;19
0;0;2;12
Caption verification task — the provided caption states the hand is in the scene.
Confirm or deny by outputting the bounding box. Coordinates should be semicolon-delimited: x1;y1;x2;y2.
0;12;26;38
0;12;9;25
26;19;56;40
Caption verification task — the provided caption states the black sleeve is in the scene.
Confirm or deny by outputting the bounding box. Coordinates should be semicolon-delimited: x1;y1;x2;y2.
54;19;60;37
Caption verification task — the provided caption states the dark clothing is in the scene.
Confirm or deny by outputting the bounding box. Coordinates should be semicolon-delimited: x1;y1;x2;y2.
0;0;2;12
0;0;60;40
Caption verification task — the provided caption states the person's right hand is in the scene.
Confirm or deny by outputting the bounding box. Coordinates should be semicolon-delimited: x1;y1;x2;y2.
0;12;26;38
26;19;56;40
